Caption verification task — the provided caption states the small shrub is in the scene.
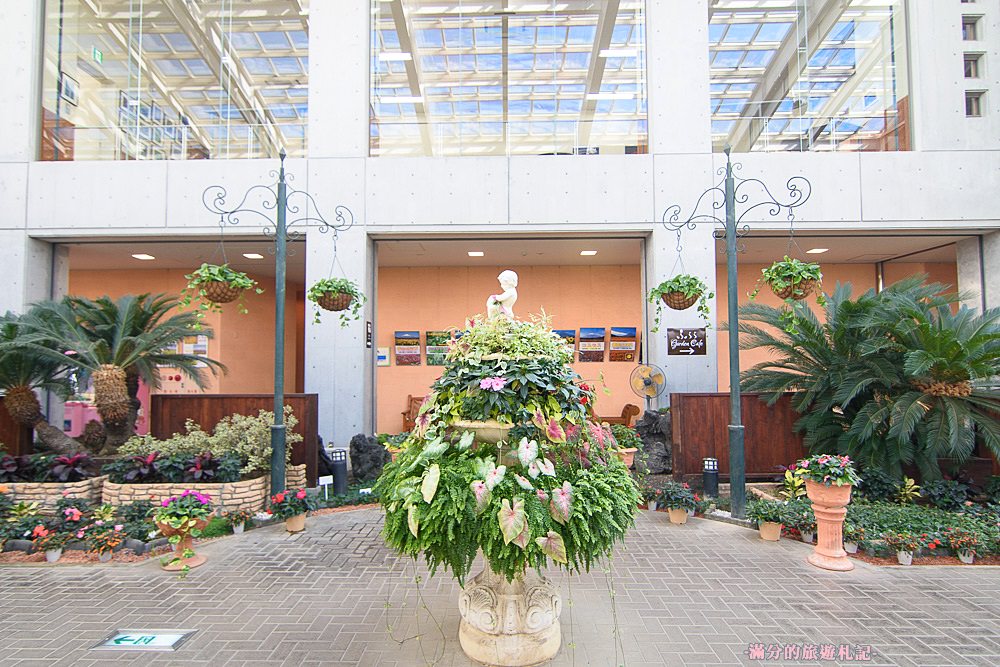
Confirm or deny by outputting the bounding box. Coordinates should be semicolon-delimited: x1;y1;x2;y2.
922;479;970;512
657;481;696;511
984;476;1000;503
857;468;898;502
746;498;787;527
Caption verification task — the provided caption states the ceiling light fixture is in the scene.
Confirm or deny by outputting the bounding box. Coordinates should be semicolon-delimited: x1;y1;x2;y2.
806;248;829;254
131;253;155;261
243;253;265;259
580;250;598;256
378;52;413;62
468;251;485;257
599;48;638;58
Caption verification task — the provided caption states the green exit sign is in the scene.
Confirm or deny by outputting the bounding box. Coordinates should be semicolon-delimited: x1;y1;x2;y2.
92;46;103;64
93;629;196;651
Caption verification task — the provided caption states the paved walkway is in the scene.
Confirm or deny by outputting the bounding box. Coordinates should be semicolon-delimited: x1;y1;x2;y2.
1;509;998;667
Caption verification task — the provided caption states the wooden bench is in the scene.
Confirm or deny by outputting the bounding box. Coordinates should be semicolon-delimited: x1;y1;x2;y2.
595;403;641;427
401;394;425;432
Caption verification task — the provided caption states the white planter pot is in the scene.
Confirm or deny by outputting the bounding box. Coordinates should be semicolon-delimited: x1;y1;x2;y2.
687;509;695;518
44;548;63;563
233;522;245;535
801;531;814;544
896;550;913;566
958;550;974;565
98;551;113;563
844;542;859;554
646;500;658;512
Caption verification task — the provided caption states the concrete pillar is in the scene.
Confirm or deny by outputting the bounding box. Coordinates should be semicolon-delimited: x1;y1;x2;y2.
0;0;42;162
957;231;1000;312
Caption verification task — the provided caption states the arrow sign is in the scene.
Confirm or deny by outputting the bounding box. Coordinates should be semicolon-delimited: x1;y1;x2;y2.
666;328;707;356
95;630;196;651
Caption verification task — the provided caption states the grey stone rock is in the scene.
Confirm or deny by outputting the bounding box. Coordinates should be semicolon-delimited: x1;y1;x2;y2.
350;434;391;482
634;409;673;474
124;538;147;554
3;539;34;553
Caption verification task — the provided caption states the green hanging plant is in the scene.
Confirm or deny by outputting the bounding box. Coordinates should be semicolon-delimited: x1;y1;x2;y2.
307;277;366;326
647;275;713;332
180;263;263;317
749;256;826;334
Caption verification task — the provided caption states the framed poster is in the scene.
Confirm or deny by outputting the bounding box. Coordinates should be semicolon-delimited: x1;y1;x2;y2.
394;331;421;366
426;331;450;366
578;327;606;362
667;328;707;356
553;329;575;355
59;73;79;106
376;347;390;367
609;327;637;362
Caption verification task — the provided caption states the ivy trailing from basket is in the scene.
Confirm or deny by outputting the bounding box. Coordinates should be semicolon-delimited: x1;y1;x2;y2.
306;277;366;326
180;263;263;317
749;256;826;333
647;275;713;332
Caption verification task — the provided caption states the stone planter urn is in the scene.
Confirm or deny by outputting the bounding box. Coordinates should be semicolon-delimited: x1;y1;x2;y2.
667;508;688;525
458;566;562;667
157;519;209;571
285;514;306;533
804;480;854;572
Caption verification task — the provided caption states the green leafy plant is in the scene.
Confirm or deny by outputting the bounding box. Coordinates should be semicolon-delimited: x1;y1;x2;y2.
307;278;366;326
881;530;924;554
152;490;213;550
85;522;125;555
843;521;866;545
750;256;825;302
921;479;970;512
657;481;696;511
985;476;1000;504
647;275;713;332
895;477;922;505
745;498;787;527
783;498;816;532
776;469;806;500
941;526;982;556
32;525;72;552
223;508;254;527
180;263;263;317
791;454;861;487
857;468;899;502
267;488;315;520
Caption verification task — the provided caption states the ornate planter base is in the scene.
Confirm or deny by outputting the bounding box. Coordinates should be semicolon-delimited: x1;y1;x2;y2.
458;567;562;667
804;480;854;572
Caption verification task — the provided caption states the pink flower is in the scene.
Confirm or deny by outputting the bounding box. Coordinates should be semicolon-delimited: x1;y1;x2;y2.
479;378;493;390
489;377;507;390
114;524;123;532
296;490;306;500
76;531;85;539
94;520;104;526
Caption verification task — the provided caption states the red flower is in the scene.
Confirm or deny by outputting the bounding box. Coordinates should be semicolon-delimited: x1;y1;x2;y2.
580;396;589;405
32;525;49;538
295;490;306;500
274;492;286;504
928;543;937;550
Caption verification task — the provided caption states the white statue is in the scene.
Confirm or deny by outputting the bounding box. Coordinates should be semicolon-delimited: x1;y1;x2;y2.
486;270;518;320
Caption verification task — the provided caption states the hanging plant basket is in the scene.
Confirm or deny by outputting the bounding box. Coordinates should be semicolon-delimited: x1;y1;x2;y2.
203;280;243;304
750;256;824;303
317;292;354;312
661;291;700;311
180;263;263;319
647;274;713;332
772;277;818;301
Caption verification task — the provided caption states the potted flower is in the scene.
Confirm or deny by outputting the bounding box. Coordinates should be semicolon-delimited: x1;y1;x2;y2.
647;275;713;332
641;484;660;512
750;256;824;302
658;481;696;525
792;454;860;571
843;522;865;554
942;527;980;564
786;499;815;543
31;524;72;563
224;508;254;535
85;521;125;562
746;499;786;541
180;263;263;316
152;490;213;571
883;531;923;565
609;424;643;471
269;488;316;533
307;278;366;326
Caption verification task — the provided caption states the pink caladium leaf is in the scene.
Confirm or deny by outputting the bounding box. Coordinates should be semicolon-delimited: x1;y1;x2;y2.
527;460;540;479
549;481;572;525
535;530;567;564
517;438;539;468
514;474;534;491
536;488;549;503
537;458;555;477
485;464;507;491
546;418;566;443
498;497;526;545
470;480;491;515
587;421;606;448
512;522;530;550
531;409;547;431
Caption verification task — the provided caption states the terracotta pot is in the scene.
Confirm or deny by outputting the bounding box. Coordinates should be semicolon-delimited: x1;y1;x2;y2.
958;550;974;565
156;519;209;571
616;447;638;468
896;550;913;566
285;513;306;533
759;522;782;541
452;419;513;445
667;508;688;525
804;480;854;572
45;548;63;563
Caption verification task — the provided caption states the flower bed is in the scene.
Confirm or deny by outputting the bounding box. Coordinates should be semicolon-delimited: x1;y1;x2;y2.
5;476;106;512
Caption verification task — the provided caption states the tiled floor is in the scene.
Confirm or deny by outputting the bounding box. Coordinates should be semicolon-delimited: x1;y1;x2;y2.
1;508;998;666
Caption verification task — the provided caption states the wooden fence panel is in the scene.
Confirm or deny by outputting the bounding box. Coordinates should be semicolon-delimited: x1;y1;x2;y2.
0;398;34;457
150;394;319;487
670;393;806;481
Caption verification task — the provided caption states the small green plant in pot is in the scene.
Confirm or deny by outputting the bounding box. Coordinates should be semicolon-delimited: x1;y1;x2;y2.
307;278;366;326
750;256;825;302
882;531;923;565
648;275;713;332
181;263;263;317
746;498;787;541
658;481;696;524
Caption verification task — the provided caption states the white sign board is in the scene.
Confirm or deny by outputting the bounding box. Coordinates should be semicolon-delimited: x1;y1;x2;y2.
318;475;334;486
93;629;196;651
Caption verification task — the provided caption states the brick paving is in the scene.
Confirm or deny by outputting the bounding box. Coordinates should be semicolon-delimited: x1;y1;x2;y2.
1;509;999;667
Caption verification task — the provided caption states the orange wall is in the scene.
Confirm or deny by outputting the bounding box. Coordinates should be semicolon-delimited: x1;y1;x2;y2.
376;265;643;433
715;262;957;391
69;269;304;395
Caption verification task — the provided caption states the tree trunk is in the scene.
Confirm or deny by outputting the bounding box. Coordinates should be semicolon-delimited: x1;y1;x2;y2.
99;370;142;456
32;421;85;457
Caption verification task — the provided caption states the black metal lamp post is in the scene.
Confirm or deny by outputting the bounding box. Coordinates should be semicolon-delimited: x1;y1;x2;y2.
202;150;355;494
662;146;812;519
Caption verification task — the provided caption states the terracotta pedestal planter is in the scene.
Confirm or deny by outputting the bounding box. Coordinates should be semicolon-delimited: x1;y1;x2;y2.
758;522;782;541
157;519;209;571
804;480;854;572
285;514;306;533
667;508;688;525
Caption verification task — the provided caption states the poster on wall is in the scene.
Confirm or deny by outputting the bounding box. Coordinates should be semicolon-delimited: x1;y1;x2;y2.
157;334;209;368
394;331;421;366
666;328;707;356
426;331;450;366
609;327;638;362
553;329;576;356
577;327;606;362
376;347;390;367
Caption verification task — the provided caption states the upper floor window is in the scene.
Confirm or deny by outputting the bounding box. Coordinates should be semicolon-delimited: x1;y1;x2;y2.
370;1;648;157
41;0;308;161
709;0;911;153
962;16;980;41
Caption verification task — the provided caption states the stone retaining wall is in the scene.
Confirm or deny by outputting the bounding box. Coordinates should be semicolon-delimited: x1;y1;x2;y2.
5;476;107;512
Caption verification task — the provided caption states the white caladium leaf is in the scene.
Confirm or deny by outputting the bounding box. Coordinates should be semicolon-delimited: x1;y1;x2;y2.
512;522;530;550
421;464;440;503
514;474;534;491
457;430;475;451
497;497;526;545
485;464;507;491
407;504;419;538
549;481;573;525
471;480;491;515
527;460;540;479
535;530;567;564
517;438;539;468
537;458;555;477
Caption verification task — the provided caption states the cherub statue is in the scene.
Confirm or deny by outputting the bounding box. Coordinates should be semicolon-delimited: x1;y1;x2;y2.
486;270;518;320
